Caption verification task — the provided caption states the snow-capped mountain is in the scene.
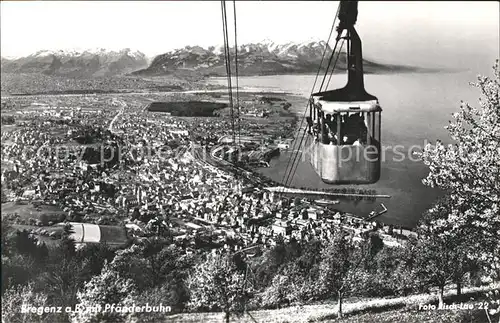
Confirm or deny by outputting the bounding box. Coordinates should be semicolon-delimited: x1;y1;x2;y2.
134;40;413;77
1;41;419;78
1;48;149;78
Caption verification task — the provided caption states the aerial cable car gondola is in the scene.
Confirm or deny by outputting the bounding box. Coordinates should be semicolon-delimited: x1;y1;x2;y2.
220;0;381;186
304;0;382;184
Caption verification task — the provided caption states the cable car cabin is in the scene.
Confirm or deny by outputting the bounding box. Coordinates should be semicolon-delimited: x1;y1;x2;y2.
303;0;382;184
306;97;382;184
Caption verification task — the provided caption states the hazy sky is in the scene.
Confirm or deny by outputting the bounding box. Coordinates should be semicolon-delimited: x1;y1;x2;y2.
1;1;498;71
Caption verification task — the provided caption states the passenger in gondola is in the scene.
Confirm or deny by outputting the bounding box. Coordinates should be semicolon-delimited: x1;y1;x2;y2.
359;124;368;144
323;114;336;145
342;114;349;126
322;124;330;144
344;113;368;145
312;120;319;136
329;133;338;145
338;114;348;144
306;116;314;134
325;114;337;135
341;113;355;144
357;114;368;144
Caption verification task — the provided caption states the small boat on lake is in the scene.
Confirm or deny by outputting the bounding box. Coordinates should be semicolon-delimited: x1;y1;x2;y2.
315;198;340;206
367;203;387;220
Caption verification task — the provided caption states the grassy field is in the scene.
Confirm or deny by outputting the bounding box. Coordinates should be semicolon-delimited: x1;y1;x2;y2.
98;224;129;246
162;308;495;323
159;284;499;323
9;223;63;247
1;201;66;222
9;222;129;248
323;308;494;323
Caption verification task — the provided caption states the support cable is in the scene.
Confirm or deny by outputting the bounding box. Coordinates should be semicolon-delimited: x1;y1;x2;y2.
221;1;235;144
283;37;341;188
280;3;341;191
326;38;345;90
233;1;241;145
318;30;343;93
285;42;345;188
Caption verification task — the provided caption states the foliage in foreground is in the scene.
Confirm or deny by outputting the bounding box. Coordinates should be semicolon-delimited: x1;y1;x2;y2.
421;59;500;280
323;308;498;323
187;252;252;323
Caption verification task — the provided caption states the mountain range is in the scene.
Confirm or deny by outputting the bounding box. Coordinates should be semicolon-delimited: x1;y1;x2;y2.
1;48;149;78
133;40;421;76
1;40;422;79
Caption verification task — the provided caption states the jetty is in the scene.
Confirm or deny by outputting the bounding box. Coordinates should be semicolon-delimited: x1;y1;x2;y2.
315;198;340;206
366;203;388;221
265;187;391;198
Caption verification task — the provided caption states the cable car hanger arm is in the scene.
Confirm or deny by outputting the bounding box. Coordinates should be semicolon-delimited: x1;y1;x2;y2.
336;0;358;40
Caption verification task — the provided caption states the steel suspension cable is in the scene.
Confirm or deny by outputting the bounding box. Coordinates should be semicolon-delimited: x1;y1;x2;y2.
280;3;341;189
326;38;345;90
318;31;344;93
233;1;241;145
285;8;349;188
281;23;338;178
224;3;236;144
287;41;346;189
221;1;236;144
283;13;342;188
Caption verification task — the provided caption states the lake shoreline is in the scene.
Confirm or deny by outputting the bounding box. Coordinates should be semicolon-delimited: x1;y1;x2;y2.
213;72;472;229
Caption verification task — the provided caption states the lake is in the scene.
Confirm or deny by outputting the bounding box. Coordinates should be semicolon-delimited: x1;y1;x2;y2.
209;71;483;228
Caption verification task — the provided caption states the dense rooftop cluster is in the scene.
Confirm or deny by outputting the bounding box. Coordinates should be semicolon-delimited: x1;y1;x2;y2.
1;94;402;253
0;73;217;96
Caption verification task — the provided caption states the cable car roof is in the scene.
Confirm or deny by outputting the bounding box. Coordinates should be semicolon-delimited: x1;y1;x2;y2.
312;96;381;113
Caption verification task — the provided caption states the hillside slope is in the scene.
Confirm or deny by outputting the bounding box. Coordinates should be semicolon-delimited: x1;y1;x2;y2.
158;284;499;323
